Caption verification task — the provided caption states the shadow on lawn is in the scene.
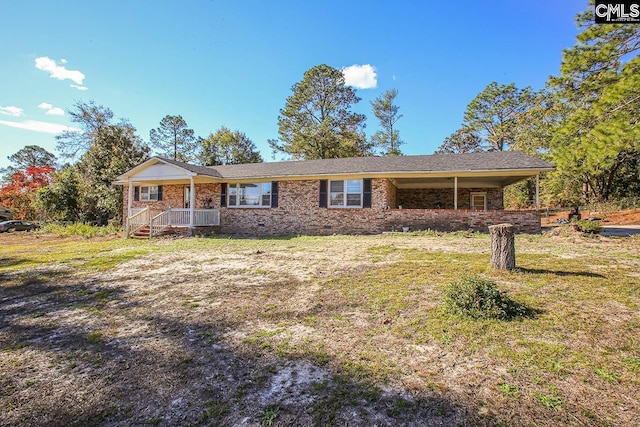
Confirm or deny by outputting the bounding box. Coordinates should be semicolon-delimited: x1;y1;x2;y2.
516;267;605;278
0;272;496;426
202;234;301;241
0;256;34;269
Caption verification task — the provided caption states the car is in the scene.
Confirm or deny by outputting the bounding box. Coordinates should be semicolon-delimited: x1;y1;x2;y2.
0;206;12;221
0;220;40;233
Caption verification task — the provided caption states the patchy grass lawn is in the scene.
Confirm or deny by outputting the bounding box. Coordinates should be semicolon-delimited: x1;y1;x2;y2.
0;231;638;426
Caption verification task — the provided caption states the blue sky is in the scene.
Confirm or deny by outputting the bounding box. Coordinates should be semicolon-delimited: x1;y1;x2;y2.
0;0;587;169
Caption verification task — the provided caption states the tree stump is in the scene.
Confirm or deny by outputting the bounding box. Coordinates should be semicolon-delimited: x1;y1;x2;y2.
489;223;515;270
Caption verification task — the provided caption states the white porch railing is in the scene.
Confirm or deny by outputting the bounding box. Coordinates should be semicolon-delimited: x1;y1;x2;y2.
194;209;220;227
161;208;221;227
169;208;191;226
126;207;149;236
126;207;220;237
149;210;170;237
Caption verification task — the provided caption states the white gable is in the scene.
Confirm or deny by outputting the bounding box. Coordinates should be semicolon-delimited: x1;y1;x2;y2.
129;162;195;181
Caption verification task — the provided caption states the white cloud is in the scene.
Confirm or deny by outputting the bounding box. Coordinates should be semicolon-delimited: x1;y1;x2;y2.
61;58;68;64
0;119;78;135
342;64;377;89
38;102;65;116
35;56;86;87
0;106;25;117
70;84;88;91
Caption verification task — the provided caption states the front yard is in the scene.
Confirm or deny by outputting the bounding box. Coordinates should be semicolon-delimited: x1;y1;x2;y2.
1;230;638;426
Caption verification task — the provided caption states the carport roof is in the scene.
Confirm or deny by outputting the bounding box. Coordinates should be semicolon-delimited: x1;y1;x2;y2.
156;151;553;180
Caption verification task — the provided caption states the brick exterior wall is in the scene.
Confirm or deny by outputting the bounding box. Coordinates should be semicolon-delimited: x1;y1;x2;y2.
123;178;540;235
384;209;540;233
397;187;503;210
220;179;388;235
382;179;397;209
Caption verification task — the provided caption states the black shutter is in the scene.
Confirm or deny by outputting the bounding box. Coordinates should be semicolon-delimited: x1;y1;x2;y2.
319;180;328;208
220;183;227;207
134;186;139;201
271;181;279;208
363;179;372;208
157;185;163;201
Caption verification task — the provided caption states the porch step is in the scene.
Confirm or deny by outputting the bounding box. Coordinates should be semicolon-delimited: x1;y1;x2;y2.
131;226;151;238
130;226;181;238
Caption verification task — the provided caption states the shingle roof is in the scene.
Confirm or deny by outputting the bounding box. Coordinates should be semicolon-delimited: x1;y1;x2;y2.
152;151;552;180
186;151;552;179
157;157;222;177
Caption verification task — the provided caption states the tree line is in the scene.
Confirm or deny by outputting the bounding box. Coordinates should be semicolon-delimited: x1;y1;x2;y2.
0;73;402;223
1;2;637;223
436;6;639;206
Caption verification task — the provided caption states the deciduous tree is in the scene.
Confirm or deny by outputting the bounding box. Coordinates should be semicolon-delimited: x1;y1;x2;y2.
36;167;84;221
0;166;55;219
1;145;57;183
437;82;534;153
436;127;483;154
56;101;149;223
273;64;367;159
79;121;149;223
196;127;263;165
56;100;114;160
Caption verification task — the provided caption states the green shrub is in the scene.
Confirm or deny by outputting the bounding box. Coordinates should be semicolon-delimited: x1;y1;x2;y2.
573;220;602;234
444;275;528;320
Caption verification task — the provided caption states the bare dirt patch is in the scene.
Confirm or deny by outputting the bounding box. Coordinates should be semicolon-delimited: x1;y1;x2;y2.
1;232;638;426
542;208;640;226
603;208;640;225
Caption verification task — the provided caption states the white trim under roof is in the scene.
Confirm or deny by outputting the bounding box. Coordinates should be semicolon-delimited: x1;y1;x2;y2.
115;158;197;184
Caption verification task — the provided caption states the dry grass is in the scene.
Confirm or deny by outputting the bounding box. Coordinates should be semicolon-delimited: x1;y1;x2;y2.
1;230;638;426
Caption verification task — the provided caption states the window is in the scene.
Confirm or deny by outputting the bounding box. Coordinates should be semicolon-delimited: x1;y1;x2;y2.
329;179;362;208
140;186;159;201
470;192;487;210
134;185;162;202
227;182;272;208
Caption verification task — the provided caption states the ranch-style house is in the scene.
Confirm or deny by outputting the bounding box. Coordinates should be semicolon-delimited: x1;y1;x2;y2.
115;151;553;238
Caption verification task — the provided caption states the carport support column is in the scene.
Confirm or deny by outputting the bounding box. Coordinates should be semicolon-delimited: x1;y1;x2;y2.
536;174;540;210
189;177;195;227
454;176;458;210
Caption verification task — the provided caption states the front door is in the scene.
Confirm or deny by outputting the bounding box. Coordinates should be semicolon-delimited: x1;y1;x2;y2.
470;192;487;210
184;186;191;208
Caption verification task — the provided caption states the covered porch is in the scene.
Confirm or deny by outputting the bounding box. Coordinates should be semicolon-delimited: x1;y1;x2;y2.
126;206;220;238
388;172;541;210
376;172;543;233
117;160;223;237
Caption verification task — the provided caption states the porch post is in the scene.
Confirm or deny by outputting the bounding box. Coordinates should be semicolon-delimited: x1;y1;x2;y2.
127;181;133;215
454;176;458;210
189;177;195;227
536;174;540;210
126;181;133;237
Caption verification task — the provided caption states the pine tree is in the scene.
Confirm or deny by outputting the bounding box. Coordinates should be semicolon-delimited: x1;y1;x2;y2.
550;7;640;202
370;89;403;156
150;115;196;162
273;64;367;159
